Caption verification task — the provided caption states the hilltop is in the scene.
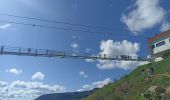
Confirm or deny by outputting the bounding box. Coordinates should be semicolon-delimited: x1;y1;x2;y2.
35;88;99;100
84;57;170;100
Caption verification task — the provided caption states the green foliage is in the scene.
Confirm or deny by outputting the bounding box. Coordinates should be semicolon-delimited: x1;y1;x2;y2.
163;49;170;58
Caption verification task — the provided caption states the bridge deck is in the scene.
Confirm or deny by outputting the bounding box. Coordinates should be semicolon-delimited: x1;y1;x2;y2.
0;46;148;61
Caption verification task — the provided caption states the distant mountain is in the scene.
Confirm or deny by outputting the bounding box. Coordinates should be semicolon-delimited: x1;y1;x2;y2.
35;88;98;100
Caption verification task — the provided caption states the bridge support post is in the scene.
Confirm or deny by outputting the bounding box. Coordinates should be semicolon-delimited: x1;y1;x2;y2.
1;46;4;55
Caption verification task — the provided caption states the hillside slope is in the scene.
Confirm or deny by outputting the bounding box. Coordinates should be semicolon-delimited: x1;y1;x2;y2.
85;57;170;100
35;88;98;100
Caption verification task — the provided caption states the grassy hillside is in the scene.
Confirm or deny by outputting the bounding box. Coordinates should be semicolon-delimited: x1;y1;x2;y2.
85;57;170;100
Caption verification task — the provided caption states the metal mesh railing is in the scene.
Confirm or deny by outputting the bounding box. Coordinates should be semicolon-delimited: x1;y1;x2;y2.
0;46;148;61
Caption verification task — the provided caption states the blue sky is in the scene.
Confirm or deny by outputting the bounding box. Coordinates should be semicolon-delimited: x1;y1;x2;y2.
0;0;170;99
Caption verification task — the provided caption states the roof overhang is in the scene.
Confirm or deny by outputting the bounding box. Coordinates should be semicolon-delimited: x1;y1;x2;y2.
148;29;170;44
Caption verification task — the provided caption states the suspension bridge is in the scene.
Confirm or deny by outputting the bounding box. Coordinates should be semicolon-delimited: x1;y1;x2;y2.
0;46;148;61
0;13;152;62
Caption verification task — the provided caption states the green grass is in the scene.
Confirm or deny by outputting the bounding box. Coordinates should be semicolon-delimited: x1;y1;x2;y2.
84;56;170;100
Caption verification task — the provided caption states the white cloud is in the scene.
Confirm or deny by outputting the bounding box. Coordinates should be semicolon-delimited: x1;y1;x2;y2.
0;81;8;87
97;40;141;70
77;89;84;92
32;72;45;81
82;85;93;91
0;80;65;99
78;78;112;91
79;71;88;78
92;78;111;88
121;0;166;34
0;24;11;29
71;42;79;49
5;68;22;75
85;59;95;62
10;80;65;93
160;21;170;32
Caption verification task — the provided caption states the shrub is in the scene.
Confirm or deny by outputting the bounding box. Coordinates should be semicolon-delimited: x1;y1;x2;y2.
163;50;170;58
155;87;166;94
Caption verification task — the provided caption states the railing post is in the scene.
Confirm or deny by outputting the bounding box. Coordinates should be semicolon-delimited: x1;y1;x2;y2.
1;46;4;55
35;49;37;56
19;48;21;56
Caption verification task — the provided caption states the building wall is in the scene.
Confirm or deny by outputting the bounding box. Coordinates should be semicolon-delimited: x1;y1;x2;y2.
152;37;170;54
154;49;170;58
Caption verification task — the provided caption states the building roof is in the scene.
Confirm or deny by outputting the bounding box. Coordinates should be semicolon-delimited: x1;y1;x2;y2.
148;29;170;43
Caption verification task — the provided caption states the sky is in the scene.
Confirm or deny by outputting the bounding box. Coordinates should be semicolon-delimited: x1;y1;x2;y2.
0;0;170;99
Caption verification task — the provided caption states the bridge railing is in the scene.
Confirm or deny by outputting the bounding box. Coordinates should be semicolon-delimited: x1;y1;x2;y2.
0;46;148;61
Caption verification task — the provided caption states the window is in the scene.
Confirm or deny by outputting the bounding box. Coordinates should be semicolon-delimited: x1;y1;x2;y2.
151;45;155;49
156;41;165;47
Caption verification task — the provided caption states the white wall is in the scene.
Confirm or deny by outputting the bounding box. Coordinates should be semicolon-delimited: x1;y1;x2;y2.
153;37;170;54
